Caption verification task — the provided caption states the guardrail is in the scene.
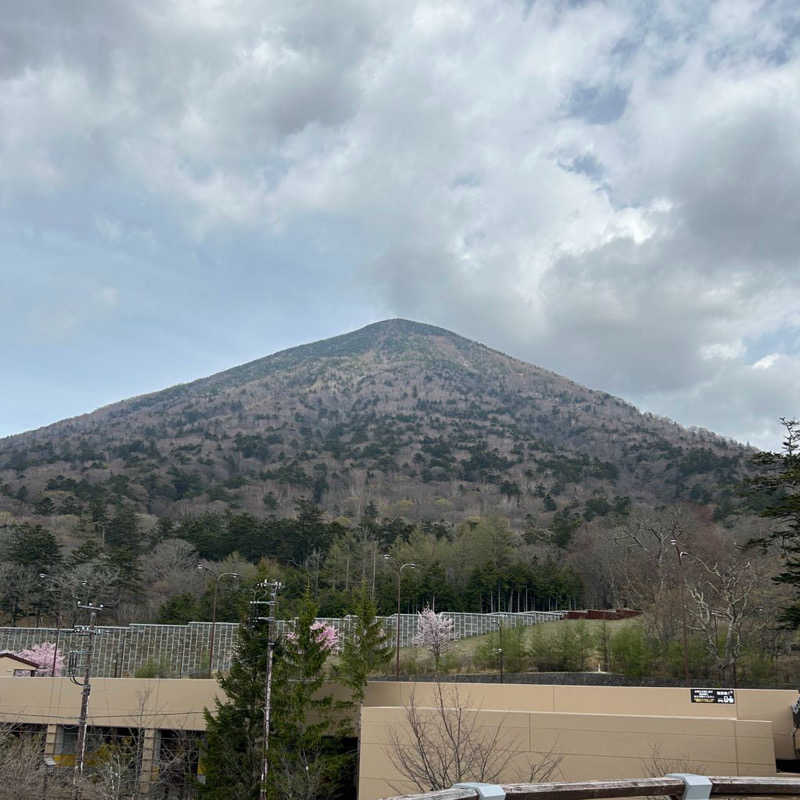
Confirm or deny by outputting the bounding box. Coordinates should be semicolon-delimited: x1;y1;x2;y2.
378;775;800;800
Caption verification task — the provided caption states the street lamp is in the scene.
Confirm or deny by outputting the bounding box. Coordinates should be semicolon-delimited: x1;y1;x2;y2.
198;565;240;677
491;613;505;683
384;556;416;681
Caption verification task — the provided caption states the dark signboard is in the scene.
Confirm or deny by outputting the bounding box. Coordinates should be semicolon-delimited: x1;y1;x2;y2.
691;688;735;704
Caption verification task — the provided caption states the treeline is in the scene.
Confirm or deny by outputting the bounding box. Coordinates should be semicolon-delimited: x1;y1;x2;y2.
0;501;583;627
164;505;582;619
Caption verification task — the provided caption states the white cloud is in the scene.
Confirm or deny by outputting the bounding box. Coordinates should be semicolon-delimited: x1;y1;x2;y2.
753;353;780;370
1;0;800;447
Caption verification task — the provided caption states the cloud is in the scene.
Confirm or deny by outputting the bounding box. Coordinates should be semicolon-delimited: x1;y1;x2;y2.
2;0;800;448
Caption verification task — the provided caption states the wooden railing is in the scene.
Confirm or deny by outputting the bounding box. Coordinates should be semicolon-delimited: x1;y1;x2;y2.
379;776;800;800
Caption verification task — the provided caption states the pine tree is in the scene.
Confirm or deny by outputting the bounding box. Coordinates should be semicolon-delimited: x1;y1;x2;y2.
749;417;800;627
338;580;392;703
7;523;61;572
201;621;269;800
201;588;351;800
269;588;350;799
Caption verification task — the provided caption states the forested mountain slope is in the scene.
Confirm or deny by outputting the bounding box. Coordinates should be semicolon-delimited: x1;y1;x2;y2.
0;319;749;529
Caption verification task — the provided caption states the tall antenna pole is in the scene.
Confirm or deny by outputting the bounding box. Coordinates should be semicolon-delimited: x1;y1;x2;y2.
70;600;104;799
671;538;690;683
251;580;281;800
38;573;62;676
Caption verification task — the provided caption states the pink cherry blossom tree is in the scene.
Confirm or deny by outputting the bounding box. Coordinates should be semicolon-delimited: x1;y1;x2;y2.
285;621;340;655
310;621;339;654
14;642;65;676
412;607;454;672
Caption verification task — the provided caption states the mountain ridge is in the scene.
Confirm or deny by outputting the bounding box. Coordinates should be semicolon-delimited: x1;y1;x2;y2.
0;319;749;529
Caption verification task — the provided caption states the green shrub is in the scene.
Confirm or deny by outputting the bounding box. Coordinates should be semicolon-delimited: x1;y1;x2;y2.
529;621;592;671
739;650;774;685
399;652;422;677
664;636;713;679
609;624;654;678
475;625;527;673
134;658;174;678
438;650;462;674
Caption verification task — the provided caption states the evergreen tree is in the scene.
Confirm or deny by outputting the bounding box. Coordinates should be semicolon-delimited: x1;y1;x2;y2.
105;505;142;598
157;593;199;625
749;417;800;627
68;538;103;568
270;589;350;799
337;581;392;703
201;588;352;800
201;622;270;800
7;523;61;573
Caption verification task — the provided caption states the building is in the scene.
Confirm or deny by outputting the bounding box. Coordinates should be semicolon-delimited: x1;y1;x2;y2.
0;676;797;798
0;652;40;677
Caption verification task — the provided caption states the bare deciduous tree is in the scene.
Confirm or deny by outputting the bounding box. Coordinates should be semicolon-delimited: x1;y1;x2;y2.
0;722;49;800
0;722;104;800
685;548;760;685
137;538;203;620
610;508;692;649
387;681;561;793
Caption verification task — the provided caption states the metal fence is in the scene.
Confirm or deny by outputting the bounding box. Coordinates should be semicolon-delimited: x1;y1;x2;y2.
0;610;565;678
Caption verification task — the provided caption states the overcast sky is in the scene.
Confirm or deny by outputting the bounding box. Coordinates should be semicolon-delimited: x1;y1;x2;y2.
2;0;799;451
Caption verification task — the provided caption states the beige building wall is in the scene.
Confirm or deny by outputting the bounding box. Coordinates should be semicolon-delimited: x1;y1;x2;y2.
0;677;224;792
0;677;222;730
362;683;799;758
359;706;776;800
0;677;796;799
0;653;37;676
359;683;797;800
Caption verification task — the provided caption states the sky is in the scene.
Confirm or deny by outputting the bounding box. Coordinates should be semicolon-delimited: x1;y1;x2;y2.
2;0;800;451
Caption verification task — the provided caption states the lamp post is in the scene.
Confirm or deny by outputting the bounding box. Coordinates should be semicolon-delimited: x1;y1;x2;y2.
198;565;240;677
670;538;690;683
384;556;416;681
492;613;505;683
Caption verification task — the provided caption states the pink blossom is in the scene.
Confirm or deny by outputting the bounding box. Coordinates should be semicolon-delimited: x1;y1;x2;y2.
412;607;454;669
285;622;340;654
311;622;339;653
14;642;65;676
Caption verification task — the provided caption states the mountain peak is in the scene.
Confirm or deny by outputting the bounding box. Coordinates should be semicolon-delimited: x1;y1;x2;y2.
0;319;747;529
198;318;483;390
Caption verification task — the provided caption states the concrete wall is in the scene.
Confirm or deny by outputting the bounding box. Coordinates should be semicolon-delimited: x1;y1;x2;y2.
362;683;799;758
0;677;796;800
0;676;222;729
0;677;222;794
358;683;798;800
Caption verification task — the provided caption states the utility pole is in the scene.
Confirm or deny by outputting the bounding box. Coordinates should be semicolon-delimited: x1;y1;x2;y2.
70;600;105;799
251;579;281;800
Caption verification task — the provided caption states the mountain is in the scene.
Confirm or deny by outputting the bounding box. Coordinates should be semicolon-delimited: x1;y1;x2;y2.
0;319;749;528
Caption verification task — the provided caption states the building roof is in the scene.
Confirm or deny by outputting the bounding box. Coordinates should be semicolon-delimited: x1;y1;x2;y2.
0;651;40;668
